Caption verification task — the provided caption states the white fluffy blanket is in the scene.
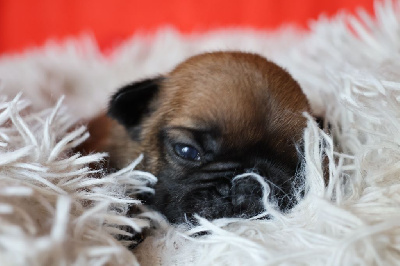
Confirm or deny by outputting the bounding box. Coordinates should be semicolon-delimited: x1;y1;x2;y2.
1;1;400;265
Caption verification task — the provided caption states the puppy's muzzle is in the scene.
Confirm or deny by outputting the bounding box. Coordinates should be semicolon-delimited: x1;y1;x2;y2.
166;162;294;223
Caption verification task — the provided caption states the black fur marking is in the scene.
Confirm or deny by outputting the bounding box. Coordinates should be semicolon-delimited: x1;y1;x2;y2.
108;77;164;128
150;126;302;224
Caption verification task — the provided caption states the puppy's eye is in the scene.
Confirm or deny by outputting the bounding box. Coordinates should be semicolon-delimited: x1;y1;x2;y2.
174;144;201;161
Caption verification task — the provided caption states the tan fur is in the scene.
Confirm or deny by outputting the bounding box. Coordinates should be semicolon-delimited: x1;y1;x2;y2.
81;52;311;173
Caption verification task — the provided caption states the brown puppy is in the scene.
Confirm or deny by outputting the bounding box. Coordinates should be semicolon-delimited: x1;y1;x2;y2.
83;52;311;223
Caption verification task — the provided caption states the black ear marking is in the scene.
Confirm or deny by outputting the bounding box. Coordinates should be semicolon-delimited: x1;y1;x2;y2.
108;77;164;128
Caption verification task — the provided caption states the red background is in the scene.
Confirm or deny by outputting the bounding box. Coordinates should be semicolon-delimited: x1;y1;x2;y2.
0;0;375;55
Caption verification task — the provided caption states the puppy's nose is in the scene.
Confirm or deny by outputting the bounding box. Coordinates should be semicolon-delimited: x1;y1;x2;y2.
231;175;263;209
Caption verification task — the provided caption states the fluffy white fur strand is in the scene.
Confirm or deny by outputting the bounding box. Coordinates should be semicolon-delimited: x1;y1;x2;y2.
0;94;156;265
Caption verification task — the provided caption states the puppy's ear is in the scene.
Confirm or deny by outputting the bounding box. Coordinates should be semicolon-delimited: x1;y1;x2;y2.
108;77;164;128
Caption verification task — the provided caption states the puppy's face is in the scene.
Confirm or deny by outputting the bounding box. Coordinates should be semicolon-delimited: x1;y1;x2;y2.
108;52;310;223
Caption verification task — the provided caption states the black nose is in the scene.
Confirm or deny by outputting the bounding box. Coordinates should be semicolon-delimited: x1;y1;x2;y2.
231;174;264;212
230;162;298;214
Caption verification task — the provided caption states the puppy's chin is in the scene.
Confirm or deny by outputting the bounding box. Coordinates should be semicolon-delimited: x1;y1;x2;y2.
150;165;298;224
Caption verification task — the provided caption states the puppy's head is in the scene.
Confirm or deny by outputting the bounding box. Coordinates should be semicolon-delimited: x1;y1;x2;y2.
108;52;310;223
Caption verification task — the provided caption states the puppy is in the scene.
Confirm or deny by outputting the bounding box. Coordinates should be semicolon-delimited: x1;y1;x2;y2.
83;52;311;224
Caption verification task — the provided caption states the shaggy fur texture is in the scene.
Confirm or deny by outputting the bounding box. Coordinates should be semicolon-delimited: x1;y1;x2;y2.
1;1;400;265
